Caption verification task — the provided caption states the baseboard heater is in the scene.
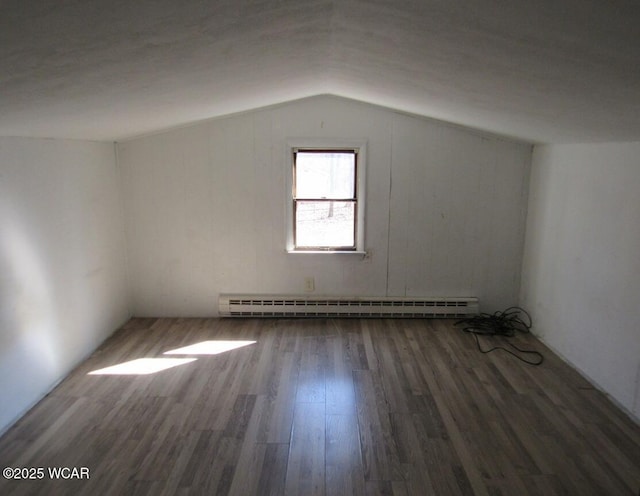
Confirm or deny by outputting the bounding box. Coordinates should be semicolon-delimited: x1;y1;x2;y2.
218;294;479;318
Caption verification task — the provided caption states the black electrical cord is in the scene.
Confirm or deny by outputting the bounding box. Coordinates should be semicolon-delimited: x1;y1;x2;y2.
455;306;544;365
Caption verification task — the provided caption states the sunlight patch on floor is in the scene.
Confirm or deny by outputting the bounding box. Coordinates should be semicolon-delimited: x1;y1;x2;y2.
88;358;197;375
163;340;256;355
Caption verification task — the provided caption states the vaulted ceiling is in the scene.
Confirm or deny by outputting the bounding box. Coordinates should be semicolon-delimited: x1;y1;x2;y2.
1;0;639;143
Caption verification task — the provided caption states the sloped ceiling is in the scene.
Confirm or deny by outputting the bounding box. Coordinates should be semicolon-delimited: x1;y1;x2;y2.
1;0;639;143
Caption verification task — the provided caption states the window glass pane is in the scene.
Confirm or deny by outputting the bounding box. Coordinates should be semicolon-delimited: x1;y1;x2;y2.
295;201;355;248
295;152;355;199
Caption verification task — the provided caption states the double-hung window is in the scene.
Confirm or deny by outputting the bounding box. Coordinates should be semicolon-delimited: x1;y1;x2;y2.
287;141;366;253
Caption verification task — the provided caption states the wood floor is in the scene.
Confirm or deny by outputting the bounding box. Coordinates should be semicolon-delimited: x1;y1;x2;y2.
1;318;639;495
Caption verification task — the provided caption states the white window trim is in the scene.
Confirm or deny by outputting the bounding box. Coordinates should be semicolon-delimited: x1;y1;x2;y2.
286;138;367;254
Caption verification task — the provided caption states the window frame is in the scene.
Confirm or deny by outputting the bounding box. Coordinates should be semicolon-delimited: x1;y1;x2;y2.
286;139;367;254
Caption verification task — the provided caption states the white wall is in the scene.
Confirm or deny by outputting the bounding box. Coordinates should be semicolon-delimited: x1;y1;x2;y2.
119;96;531;316
0;137;130;434
521;143;640;419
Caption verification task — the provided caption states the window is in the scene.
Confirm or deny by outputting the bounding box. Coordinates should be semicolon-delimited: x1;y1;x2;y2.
287;140;366;253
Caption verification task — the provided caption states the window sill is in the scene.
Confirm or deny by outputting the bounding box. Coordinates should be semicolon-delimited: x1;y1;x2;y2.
286;250;368;256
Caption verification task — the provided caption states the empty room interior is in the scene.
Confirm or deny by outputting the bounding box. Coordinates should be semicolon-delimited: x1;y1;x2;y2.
1;1;639;494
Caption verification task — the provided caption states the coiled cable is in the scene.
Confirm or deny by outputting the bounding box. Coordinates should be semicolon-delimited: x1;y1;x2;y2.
455;306;544;365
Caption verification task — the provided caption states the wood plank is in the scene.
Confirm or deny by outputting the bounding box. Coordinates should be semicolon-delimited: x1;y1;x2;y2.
326;414;366;495
256;443;289;496
284;401;325;496
353;369;404;482
325;334;358;415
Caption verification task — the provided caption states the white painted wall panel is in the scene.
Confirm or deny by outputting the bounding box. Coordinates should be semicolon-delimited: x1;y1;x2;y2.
521;143;640;419
119;96;531;316
0;137;129;434
387;114;531;310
